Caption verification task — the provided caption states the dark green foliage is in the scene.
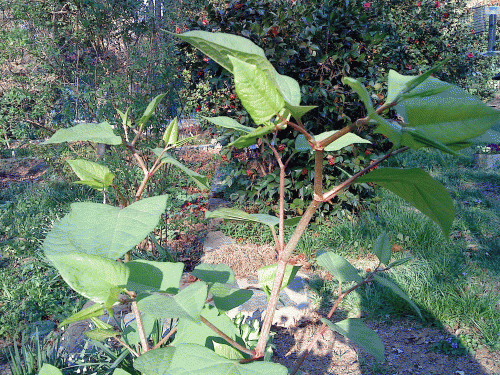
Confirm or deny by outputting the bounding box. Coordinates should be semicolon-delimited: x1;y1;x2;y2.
177;0;481;213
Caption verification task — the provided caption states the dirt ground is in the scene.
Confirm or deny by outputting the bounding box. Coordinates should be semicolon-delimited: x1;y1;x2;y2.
2;139;500;374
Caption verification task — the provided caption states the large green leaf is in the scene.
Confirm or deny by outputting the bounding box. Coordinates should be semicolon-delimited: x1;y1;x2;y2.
213;342;245;360
42;122;122;145
137;281;207;322
205;208;279;228
67;159;115;191
228;123;275;148
49;253;129;304
43;195;169;260
257;263;301;298
138;93;167;126
209;283;253;312
113;370;132;375
321;318;385;362
316;251;363;283
356;168;455;236
172;305;239;350
59;302;105;327
126;260;184;294
372;232;391;265
229;56;285;125
386;71;500;146
153;150;209;190
373;274;422;319
202;116;254;133
39;364;63;375
134;344;288;375
191;263;235;285
174;31;300;106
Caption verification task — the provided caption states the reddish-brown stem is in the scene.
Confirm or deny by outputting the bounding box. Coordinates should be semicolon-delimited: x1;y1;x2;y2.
199;315;255;357
115;337;139;357
131;301;149;353
323;146;410;203
152;326;177;350
268;142;286;253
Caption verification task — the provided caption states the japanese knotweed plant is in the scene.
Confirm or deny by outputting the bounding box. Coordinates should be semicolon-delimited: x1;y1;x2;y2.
38;31;500;375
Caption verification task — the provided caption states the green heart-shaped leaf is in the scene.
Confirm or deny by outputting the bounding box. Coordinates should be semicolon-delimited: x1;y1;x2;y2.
126;260;184;294
67;159;115;191
43;195;169;260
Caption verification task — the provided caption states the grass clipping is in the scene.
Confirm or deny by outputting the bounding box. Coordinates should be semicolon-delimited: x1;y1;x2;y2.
201;243;277;278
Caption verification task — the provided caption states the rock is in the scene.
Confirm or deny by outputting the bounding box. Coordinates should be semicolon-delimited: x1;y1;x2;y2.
226;272;313;328
202;231;235;253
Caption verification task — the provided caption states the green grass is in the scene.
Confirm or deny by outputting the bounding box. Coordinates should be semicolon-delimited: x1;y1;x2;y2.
221;148;500;349
0;175;101;342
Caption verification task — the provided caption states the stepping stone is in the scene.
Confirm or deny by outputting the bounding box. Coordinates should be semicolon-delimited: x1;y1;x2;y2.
202;230;235;253
226;272;313;328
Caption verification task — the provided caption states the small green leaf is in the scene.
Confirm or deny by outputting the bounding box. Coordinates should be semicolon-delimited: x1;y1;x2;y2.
213;341;245;360
283;216;301;227
59;302;105;327
294;134;311;152
321;318;385;362
84;328;121;341
163;117;179;145
209;283;253;312
202;116;254;133
229;56;285;125
343;77;375;114
388;257;412;268
126;260;184;294
117;107;132;128
257;263;301;297
153;150;209;190
316;251;363;283
49;253;129;304
42;122;122;145
39;364;63;375
67;159;115;191
285;104;317;121
89;317;113;330
373;274;422;319
373;232;391;265
357;168;455;236
191;263;235;285
138;93;166;127
228;123;275;148
137;281;207;322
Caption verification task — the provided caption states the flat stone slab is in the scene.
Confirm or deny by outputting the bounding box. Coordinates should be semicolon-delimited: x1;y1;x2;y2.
226;272;313;328
202;230;235;253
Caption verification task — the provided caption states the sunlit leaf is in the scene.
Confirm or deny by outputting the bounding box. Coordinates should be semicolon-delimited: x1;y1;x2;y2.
228;123;275;148
321;318;385;362
191;263;235;285
59;302;105;327
316;251;362;283
357;168;455;236
137;93;166;126
137;281;207;322
203;116;254;133
42;122;122;145
126;260;184;294
372;232;391;265
43;195;169;260
229;56;285;125
84;328;121;341
209;283;253;312
67;159;115;191
257;263;301;298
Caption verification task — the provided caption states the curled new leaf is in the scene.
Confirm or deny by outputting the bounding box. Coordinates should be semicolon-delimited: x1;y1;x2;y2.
163;117;179;146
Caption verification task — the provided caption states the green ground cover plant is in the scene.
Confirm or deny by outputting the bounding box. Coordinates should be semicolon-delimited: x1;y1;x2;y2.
30;29;500;375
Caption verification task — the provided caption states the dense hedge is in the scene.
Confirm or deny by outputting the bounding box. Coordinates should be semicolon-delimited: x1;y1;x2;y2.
176;0;486;215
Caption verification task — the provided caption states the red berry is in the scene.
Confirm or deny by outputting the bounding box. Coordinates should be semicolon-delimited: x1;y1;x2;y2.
301;168;308;175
